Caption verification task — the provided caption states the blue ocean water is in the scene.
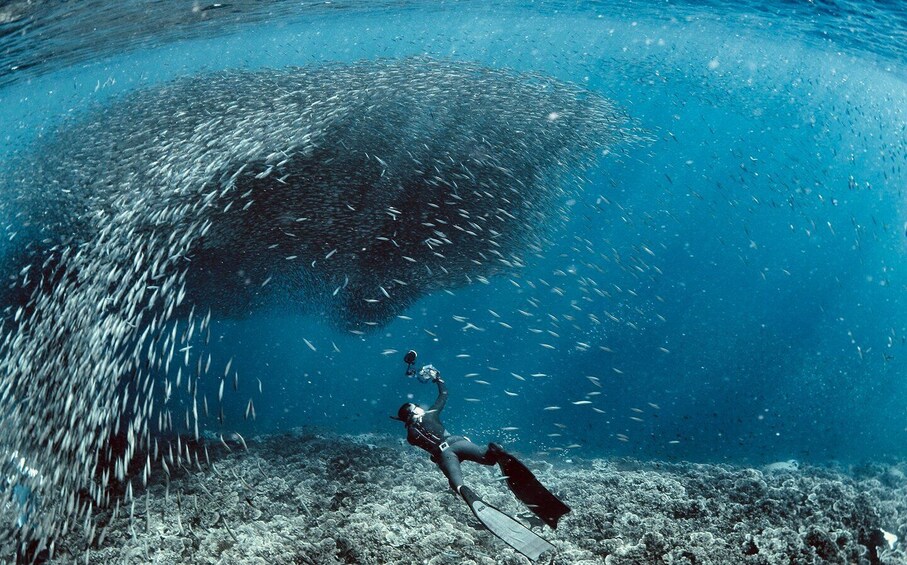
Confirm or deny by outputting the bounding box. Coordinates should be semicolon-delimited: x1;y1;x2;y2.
1;0;906;468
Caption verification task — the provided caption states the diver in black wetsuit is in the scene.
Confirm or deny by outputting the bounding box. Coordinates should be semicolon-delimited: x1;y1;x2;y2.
392;351;571;545
391;366;498;493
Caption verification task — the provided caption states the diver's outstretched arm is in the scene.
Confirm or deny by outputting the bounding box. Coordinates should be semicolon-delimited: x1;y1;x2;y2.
429;376;447;413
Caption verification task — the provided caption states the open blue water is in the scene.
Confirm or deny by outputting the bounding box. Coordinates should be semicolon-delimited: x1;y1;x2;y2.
1;0;906;467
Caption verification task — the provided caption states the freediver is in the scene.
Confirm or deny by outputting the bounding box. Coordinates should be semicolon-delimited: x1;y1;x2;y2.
391;350;570;561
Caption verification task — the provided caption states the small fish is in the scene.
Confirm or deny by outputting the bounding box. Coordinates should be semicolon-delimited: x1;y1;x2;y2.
572;400;592;405
543;406;561;411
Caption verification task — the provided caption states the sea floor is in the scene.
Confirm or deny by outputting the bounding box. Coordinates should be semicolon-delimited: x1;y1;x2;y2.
46;430;907;564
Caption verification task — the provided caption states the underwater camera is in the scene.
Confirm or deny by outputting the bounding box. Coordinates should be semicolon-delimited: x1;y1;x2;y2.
403;350;440;383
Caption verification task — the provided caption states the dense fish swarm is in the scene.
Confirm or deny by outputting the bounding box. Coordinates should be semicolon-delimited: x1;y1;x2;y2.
0;58;628;557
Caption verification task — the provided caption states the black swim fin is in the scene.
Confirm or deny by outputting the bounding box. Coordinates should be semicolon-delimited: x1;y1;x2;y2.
459;485;555;561
489;444;571;529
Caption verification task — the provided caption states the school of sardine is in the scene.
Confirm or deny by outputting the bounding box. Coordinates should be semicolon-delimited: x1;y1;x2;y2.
0;58;629;557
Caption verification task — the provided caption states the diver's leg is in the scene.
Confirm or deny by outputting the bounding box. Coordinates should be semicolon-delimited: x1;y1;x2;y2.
450;440;497;466
437;450;465;490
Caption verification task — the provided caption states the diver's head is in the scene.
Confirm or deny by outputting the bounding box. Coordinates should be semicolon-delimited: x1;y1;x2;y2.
392;403;424;423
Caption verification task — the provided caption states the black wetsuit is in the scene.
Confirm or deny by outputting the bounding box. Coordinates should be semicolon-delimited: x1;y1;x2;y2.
405;379;497;490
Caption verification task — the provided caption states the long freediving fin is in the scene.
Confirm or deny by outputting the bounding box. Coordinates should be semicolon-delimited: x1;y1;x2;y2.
490;444;571;529
459;485;555;561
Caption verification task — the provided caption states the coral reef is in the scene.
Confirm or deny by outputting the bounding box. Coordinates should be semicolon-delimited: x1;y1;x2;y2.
45;431;907;564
